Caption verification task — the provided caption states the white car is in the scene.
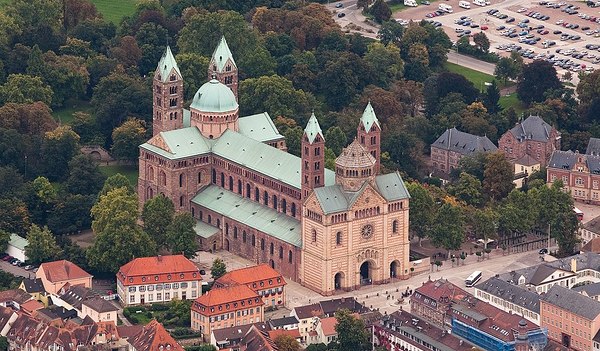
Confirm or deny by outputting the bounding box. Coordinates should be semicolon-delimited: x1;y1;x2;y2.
556;19;564;24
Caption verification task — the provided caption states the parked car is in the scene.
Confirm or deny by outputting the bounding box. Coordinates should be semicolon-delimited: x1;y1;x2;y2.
337;12;345;17
24;265;34;271
335;2;343;8
539;248;548;254
200;269;206;275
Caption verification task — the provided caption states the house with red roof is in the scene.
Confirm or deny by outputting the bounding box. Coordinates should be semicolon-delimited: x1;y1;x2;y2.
35;260;92;295
117;254;202;306
215;264;286;307
127;320;184;351
191;284;264;339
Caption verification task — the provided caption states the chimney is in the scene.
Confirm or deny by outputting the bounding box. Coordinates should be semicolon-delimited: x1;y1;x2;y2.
571;258;577;273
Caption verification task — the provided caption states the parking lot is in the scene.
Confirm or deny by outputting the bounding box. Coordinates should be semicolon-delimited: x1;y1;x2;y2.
395;0;600;79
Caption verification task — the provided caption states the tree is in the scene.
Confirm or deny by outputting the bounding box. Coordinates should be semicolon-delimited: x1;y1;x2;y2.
176;52;210;102
472;208;499;248
483;152;514;201
494;57;519;85
274;334;301;351
47;193;95;235
0;199;30;236
141;195;175;248
110;36;142;68
472;32;490;53
484;80;501;114
0;230;10;253
25;224;61;264
335;309;370;351
165;212;198;258
325;127;347;155
318;52;371;110
64;0;99;30
211;258;227;280
364;42;403;88
41;126;81;182
111;119;147;161
135;22;170;75
449;172;483;207
370;0;392;23
405;182;435;244
98;174;134;198
88;187;156;273
517;61;562;105
66;154;106;196
378;20;404;46
430;203;464;255
0;74;53;106
576;70;600;122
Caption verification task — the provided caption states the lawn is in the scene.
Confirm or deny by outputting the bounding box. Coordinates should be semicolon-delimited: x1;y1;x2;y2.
444;62;499;91
390;0;439;13
99;164;138;186
52;100;93;125
499;94;527;114
90;0;137;24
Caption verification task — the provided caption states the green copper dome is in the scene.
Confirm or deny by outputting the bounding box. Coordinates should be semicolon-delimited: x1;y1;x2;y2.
190;79;238;113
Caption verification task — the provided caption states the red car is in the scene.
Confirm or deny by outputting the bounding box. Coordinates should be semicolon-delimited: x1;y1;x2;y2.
481;26;488;30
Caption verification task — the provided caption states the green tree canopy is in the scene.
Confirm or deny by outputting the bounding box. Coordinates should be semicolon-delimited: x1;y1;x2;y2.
335;309;370;351
449;172;483;207
483;152;514;201
211;258;227;280
41;126;81;182
25;224;61;265
66;154;106;195
517;60;562;105
370;0;392;23
166;212;198;258
364;42;403;88
98;174;134;198
142;195;175;248
274;334;302;351
0;74;53;106
176;52;209;102
111;118;147;161
430;203;464;254
405;182;435;243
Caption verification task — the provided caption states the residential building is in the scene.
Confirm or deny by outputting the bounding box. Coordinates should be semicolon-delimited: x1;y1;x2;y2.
499;115;561;166
19;278;48;306
410;278;470;326
55;284;98;315
0;289;33;310
127;319;184;351
268;315;299;330
5;234;27;262
582;237;600;253
314;316;338;345
373;310;477;351
474;277;541;325
430;127;497;178
267;328;301;344
573;282;600;301
0;306;17;336
514;154;541;189
587;137;600;156
191;284;265;339
139;40;412;295
35;260;92;295
499;263;576;294
580;215;600;246
215;264;286;307
547;150;600;203
450;295;548;351
117;254;202;306
540;285;600;350
239;324;278;351
210;322;269;350
82;297;119;323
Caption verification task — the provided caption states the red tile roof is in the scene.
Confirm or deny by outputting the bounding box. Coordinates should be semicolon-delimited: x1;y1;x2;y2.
193;285;263;316
20;300;44;314
117;255;201;286
39;260;92;283
128;320;184;351
320;317;338;336
267;328;301;340
414;279;470;302
215;264;286;289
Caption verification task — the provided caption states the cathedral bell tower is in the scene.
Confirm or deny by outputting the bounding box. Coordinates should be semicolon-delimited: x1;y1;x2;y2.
152;46;183;136
357;102;381;174
301;113;325;200
208;36;238;101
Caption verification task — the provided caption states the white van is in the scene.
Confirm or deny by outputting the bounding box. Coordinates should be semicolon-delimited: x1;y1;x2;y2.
439;3;453;12
404;0;418;6
473;0;487;6
459;1;471;8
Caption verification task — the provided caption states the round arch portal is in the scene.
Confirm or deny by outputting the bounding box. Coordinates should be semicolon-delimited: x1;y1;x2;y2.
334;272;345;290
360;260;375;285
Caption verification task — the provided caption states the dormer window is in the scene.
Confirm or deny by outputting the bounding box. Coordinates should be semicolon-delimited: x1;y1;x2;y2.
170;75;176;81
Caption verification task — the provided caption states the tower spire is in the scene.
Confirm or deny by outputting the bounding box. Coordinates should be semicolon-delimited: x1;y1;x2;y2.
152;46;183;136
301;112;325;200
357;102;381;174
208;36;238;101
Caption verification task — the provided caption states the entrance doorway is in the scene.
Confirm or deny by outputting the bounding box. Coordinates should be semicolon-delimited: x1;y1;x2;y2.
390;261;399;278
360;261;373;285
334;272;345;290
224;239;229;251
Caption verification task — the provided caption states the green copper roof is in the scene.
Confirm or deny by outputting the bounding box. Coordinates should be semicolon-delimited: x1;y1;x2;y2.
211;36;236;73
374;172;410;201
212;130;335;189
156;46;181;83
193;220;220;239
8;234;28;251
192;185;302;247
238;112;284;143
304;113;324;144
140;127;212;160
190;79;238;113
360;102;380;132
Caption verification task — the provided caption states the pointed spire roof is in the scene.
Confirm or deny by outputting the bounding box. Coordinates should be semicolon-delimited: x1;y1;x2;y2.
211;36;237;73
304;112;324;144
157;46;181;83
360;102;380;132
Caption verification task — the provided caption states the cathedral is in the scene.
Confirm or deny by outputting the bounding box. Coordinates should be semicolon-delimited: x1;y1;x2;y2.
138;38;411;295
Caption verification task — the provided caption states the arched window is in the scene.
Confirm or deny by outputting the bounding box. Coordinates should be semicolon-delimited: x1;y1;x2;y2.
217;219;220;228
261;239;265;251
255;188;259;201
179;174;184;187
270;243;274;255
198;172;202;184
238;180;242;194
279;246;283;259
273;195;278;210
291;203;296;217
212;169;216;184
288;250;293;263
148;167;154;181
208;215;212;224
220;173;225;187
199;211;203;220
233;227;238;239
179;195;184;207
392;220;398;233
160;171;167;186
336;232;342;245
191;207;195;217
229;176;233;191
225;223;229;236
282;199;287;214
243;231;247;243
264;191;269;206
252;234;256;247
246;184;251;198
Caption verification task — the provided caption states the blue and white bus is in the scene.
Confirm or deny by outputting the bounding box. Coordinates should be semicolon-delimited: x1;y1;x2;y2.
465;271;482;287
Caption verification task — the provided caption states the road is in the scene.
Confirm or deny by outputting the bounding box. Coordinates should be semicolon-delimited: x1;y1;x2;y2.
447;51;497;74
